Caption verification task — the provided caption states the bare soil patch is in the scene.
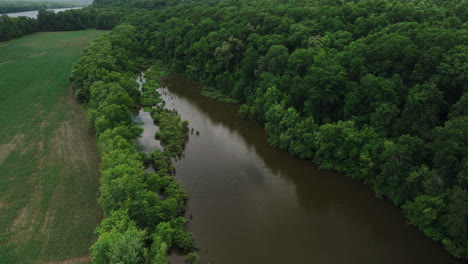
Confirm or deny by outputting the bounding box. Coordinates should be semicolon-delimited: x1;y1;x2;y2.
0;51;47;66
27;51;47;58
0;133;24;164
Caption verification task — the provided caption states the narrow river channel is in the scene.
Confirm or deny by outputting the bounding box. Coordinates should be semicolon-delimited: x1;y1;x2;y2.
135;75;461;264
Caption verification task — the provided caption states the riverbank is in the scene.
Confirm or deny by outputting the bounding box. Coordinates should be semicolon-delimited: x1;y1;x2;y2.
128;2;467;259
69;26;198;263
4;7;84;18
151;75;464;264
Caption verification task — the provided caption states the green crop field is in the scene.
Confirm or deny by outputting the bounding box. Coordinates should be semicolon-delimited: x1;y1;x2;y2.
0;30;105;263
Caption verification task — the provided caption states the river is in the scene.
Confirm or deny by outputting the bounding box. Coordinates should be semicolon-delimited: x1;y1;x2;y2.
135;75;461;264
5;7;83;18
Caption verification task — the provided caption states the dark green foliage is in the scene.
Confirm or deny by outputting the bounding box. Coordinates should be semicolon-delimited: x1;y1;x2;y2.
0;15;38;41
37;7;125;30
314;121;380;179
432;116;468;187
10;0;465;259
186;252;200;264
151;107;189;157
373;135;427;206
151;150;174;173
444;186;468;259
396;83;445;138
0;7;126;42
145;63;169;80
141;80;163;107
0;2;82;15
403;195;446;240
70;25;195;263
117;0;467;259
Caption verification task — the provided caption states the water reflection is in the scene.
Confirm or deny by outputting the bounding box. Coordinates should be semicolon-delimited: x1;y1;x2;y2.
157;76;460;264
5;7;83;18
132;73;162;174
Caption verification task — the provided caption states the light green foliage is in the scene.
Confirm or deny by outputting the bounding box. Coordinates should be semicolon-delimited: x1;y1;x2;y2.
154;218;193;252
151;149;174;173
150;236;169;264
265;105;301;150
145;63;169;80
149;218;194;263
98;126;143;155
289;117;318;159
186;252;200;264
91;210;147;264
403;195;446;240
151;107;189;157
89;81;137;110
70;24;143;104
141;80;163;107
241;86;283;122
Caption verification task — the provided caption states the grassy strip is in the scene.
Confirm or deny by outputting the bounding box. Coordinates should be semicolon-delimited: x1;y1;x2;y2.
69;24;198;263
201;87;239;104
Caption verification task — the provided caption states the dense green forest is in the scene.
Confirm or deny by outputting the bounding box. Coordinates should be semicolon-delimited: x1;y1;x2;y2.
121;0;467;259
0;7;124;40
0;15;38;40
1;0;466;261
69;25;197;263
0;1;82;14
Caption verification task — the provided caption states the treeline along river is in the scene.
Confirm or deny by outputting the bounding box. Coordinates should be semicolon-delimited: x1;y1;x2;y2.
134;76;462;264
5;7;82;18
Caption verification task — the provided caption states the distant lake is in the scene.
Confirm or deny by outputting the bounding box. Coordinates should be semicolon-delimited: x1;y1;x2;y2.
5;7;83;18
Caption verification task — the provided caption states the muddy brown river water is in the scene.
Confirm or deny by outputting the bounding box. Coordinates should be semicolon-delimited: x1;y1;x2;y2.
135;75;461;264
